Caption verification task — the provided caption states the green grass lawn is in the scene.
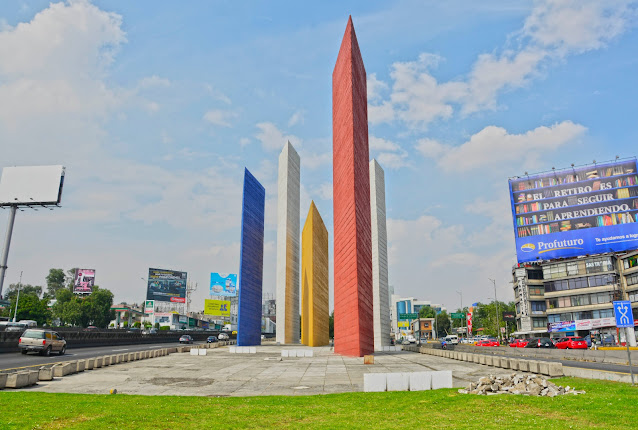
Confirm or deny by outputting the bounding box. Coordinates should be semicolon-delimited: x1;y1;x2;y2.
1;377;637;429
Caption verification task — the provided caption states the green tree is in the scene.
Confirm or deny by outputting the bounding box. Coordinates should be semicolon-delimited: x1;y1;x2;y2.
435;310;451;337
4;284;42;301
418;306;436;318
46;269;66;297
52;285;115;328
8;293;50;325
329;311;334;339
66;268;79;291
87;286;115;328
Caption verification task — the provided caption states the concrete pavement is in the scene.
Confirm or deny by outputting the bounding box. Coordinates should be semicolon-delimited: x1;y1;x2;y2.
19;345;522;397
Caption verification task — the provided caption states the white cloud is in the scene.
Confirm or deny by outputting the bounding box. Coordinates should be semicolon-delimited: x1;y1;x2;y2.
203;109;236;127
204;84;231;104
288;110;305;127
416;120;587;171
369;135;410;169
239;137;251;147
254;122;301;151
369;1;637;127
369;136;400;152
318;183;333;201
138;75;170;88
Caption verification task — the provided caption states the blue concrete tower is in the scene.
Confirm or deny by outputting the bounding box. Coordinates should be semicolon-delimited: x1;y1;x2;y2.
237;168;265;346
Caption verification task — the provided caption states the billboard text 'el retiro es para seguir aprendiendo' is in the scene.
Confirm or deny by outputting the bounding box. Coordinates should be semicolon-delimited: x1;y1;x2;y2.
510;159;638;263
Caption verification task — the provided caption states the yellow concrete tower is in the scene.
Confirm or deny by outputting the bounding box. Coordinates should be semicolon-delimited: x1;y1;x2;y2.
301;201;330;347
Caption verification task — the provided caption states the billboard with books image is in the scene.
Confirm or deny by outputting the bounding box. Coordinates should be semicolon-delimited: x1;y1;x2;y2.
509;159;638;263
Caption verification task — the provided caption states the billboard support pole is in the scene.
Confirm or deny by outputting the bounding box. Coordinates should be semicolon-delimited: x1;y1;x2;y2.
0;205;17;298
626;327;635;385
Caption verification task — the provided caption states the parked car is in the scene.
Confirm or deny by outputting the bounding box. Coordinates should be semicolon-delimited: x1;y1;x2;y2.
509;339;523;347
514;339;530;348
218;333;229;340
18;329;66;356
206;336;218;343
476;339;500;347
83;326;98;331
555;337;587;349
179;335;193;344
601;335;616;346
4;323;27;333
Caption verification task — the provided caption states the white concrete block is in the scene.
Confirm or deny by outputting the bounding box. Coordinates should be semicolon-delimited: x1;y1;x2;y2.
383;346;390;352
288;350;297;358
364;373;387;392
431;371;453;389
249;347;257;354
409;372;432;391
304;350;313;357
281;350;289;357
190;349;199;356
229;346;236;354
198;349;207;356
297;350;305;357
386;372;410;392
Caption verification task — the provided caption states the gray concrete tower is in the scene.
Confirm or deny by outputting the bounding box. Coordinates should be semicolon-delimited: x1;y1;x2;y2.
276;141;301;344
370;159;391;350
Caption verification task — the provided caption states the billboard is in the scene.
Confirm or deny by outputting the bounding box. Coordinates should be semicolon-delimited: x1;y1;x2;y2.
146;268;187;303
0;165;65;206
204;299;231;317
210;273;237;297
73;269;95;294
510;159;638;263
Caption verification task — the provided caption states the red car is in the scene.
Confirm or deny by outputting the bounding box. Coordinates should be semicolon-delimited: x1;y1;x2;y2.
555;336;587;349
510;339;529;348
476;339;500;347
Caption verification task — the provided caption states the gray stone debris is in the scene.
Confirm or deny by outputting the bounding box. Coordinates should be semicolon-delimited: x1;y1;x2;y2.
457;373;585;397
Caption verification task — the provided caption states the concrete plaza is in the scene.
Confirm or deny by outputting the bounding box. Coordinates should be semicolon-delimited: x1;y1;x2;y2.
22;344;518;397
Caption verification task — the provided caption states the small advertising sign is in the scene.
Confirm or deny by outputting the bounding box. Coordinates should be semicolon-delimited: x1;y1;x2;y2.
144;300;154;314
204;299;231;317
73;269;95;294
210;273;238;297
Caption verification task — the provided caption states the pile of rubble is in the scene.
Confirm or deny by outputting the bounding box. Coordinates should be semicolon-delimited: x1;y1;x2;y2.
458;373;585;397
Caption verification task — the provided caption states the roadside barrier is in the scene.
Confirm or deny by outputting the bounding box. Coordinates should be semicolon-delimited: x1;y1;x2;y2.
404;345;564;377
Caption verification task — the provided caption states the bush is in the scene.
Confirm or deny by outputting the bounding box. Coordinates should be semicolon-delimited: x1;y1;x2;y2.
154;322;160;329
159;325;170;331
133;321;141;328
123;321;129;327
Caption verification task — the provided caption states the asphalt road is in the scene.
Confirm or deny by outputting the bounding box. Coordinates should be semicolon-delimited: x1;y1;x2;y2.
0;341;205;373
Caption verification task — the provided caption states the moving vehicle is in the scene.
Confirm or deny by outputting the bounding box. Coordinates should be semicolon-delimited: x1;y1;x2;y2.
18;329;66;356
601;335;616;346
179;335;193;344
218;333;229;340
555;337;587;349
206;336;218;343
510;339;530;348
476;339;499;347
4;322;27;332
407;335;416;344
444;335;459;345
524;338;555;348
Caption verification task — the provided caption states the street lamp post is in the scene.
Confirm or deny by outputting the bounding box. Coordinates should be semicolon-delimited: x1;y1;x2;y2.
456;290;464;339
489;278;501;342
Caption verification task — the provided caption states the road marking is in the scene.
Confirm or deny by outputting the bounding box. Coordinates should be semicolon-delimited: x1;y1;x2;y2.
112;349;130;352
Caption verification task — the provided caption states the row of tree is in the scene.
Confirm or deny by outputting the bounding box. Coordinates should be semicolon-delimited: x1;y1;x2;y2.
0;268;114;328
418;300;516;338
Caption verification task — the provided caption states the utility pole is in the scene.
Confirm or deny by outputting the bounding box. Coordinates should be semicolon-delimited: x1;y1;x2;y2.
12;271;22;322
0;206;17;299
456;290;464;339
489;278;501;342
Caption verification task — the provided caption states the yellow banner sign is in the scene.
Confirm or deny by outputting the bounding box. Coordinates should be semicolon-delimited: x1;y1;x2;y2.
398;321;409;328
204;299;230;317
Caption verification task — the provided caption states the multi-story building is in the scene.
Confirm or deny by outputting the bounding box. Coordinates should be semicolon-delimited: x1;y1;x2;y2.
513;252;637;345
391;295;446;339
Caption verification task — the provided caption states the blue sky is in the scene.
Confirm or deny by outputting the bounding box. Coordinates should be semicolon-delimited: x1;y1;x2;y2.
0;0;637;312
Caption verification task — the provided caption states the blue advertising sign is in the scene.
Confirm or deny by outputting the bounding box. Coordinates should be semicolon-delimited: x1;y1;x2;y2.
547;320;576;333
510;159;638;263
613;301;635;328
210;272;238;297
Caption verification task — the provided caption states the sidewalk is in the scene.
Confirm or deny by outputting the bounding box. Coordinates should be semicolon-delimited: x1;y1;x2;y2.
20;344;518;396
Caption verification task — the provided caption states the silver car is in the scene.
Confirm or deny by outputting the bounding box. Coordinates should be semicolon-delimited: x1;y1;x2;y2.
19;329;67;356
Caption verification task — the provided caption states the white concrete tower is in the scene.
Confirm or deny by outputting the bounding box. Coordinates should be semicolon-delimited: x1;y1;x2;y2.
370;159;391;350
276;141;301;344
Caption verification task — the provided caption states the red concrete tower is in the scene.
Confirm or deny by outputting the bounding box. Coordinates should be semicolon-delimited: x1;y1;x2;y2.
332;16;374;357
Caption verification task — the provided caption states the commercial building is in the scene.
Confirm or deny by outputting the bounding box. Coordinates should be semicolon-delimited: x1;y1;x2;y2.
512;251;638;345
391;295;446;340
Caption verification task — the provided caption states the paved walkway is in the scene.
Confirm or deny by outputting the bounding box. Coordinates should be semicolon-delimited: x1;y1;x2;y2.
22;344;519;397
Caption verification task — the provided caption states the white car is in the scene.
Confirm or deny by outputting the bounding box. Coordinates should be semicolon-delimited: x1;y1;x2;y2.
218;333;229;340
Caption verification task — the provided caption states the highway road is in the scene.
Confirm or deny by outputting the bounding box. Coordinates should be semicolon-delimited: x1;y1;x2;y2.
0;340;205;373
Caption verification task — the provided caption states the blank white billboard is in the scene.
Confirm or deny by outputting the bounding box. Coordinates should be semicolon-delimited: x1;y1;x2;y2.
0;165;65;206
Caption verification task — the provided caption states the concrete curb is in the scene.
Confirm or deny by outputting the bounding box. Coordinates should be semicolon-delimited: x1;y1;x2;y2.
0;372;7;389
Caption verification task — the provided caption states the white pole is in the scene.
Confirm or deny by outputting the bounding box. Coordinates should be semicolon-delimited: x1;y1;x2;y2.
12;270;22;322
0;206;17;298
